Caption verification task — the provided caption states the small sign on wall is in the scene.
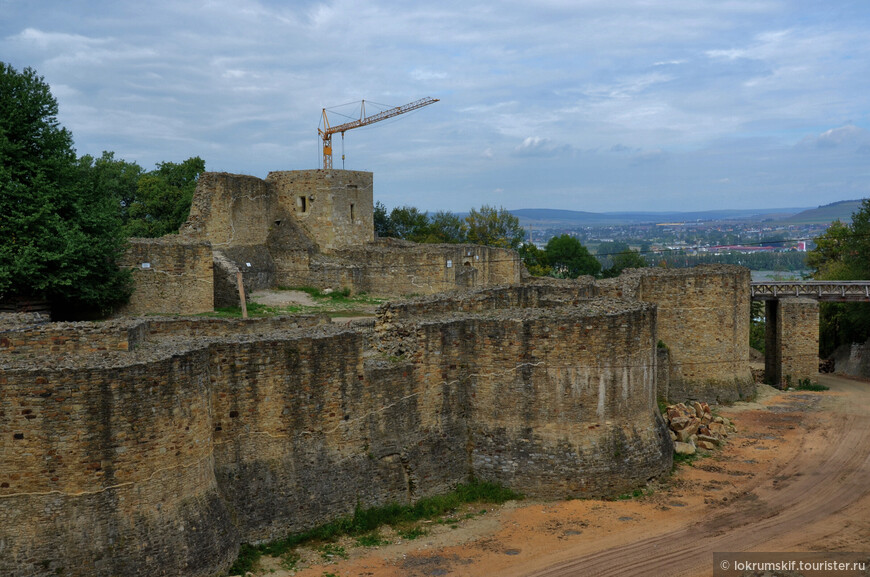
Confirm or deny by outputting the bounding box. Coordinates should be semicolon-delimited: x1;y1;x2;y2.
246;262;252;267
446;260;453;268
141;262;151;269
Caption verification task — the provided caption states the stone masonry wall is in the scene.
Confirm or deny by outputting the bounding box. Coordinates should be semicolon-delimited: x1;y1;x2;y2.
267;170;374;253
0;317;146;356
596;265;753;403
770;298;819;386
118;237;214;315
326;241;523;296
0;351;238;577
0;287;671;576
180;172;278;247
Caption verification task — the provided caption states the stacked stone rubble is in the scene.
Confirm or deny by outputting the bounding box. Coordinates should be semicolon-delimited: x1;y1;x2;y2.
662;401;736;456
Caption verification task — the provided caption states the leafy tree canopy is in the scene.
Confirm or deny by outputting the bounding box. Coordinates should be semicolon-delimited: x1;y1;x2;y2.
544;234;601;278
465;205;525;250
808;200;870;355
389;206;431;242
601;248;647;278
0;63;131;313
122;156;204;237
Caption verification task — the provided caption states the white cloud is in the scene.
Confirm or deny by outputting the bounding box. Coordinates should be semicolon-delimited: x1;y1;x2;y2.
1;0;868;211
513;136;571;157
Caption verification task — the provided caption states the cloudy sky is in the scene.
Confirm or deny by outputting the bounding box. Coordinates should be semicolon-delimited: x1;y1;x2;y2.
3;1;869;213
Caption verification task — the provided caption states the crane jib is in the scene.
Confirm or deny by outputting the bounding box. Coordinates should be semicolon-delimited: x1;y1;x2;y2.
318;97;439;169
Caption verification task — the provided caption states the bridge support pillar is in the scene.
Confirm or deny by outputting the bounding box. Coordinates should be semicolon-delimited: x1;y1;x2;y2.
764;298;819;387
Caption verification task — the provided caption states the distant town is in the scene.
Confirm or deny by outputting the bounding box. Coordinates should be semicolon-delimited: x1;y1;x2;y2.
515;200;861;278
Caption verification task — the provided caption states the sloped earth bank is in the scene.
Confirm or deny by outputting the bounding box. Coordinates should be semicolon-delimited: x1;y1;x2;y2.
253;374;870;577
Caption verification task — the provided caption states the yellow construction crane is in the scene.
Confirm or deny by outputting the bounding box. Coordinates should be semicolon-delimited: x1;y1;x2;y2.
318;96;439;169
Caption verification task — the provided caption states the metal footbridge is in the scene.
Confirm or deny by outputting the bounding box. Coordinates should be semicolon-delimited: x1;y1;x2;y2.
750;280;870;302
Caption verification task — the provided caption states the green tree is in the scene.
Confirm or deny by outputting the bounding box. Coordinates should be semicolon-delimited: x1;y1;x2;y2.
602;248;647;278
465;205;525;249
77;151;143;224
425;210;466;243
544;234;601;278
389;206;430;242
809;200;870;356
749;300;765;353
122;156;205;237
0;63;131;313
374;201;394;238
807;220;855;280
519;243;550;276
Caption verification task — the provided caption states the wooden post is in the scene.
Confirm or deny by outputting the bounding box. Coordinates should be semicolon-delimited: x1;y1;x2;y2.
236;271;248;319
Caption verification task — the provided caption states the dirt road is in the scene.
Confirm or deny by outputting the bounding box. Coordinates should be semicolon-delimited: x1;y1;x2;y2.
272;374;870;577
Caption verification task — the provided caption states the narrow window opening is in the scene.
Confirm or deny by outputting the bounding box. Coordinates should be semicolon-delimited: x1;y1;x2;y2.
298;196;307;213
350;203;355;221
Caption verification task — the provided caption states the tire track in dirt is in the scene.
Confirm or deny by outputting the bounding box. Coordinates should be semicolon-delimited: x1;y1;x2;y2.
527;378;870;577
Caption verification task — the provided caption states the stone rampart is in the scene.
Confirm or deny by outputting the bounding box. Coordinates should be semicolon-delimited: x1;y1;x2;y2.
0;286;671;577
161;171;519;309
118;236;214;315
0;349;238;577
596;265;753;403
0;319;146;356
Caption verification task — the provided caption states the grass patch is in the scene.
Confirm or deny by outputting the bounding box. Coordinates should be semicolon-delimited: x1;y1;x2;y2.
318;543;349;561
672;451;699;470
226;479;522;574
279;551;301;571
354;531;390;548
796;378;829;391
397;526;427;540
614;488;646;500
204;302;293;318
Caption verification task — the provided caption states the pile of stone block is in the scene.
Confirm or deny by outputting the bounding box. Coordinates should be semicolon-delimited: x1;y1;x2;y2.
663;401;736;456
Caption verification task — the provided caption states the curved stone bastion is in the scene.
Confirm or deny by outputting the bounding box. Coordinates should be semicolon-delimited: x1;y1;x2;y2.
0;289;672;577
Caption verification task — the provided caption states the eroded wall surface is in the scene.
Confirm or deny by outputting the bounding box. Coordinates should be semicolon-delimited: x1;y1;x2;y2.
597;265;753;403
118;237;214;315
0;287;671;577
765;297;819;386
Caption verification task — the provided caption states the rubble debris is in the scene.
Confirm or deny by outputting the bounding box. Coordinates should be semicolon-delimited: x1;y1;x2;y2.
662;402;736;455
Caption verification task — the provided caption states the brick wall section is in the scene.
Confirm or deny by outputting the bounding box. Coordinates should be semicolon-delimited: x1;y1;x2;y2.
596;265;753;403
266;170;374;253
440;305;670;498
162;170;518;304
118;237;214;315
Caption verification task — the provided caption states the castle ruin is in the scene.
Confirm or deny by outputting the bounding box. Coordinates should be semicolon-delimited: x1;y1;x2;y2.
0;169;753;577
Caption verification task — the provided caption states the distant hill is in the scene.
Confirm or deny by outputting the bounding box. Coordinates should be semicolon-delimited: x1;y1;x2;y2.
510;207;811;227
781;200;865;224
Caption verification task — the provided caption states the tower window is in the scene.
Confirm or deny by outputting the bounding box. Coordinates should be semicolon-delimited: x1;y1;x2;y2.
297;196;308;213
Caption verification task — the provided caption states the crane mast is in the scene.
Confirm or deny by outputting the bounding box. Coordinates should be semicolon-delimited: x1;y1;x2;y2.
318;96;439;169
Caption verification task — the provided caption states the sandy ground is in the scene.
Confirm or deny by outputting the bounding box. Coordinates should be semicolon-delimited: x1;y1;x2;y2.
243;371;870;577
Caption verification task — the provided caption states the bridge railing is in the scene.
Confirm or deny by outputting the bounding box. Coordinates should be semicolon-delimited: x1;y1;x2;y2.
750;281;870;302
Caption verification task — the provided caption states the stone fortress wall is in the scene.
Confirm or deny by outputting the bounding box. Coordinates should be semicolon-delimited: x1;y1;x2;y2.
122;169;523;313
1;284;674;577
596;265;754;403
1;165;756;576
